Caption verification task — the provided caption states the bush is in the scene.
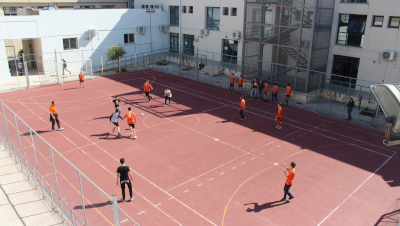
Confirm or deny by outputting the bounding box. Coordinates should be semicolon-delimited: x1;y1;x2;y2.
116;67;127;73
157;60;169;66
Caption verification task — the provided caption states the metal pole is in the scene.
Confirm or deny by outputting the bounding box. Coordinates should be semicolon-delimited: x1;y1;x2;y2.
77;171;88;226
294;0;305;89
342;105;346;119
49;185;55;210
30;129;40;174
112;194;120;226
54;49;60;85
317;73;322;112
40;176;45;199
329;101;332;115
13;114;23;155
240;0;247;77
22;53;30;88
274;0;284;83
49;146;61;198
196;47;199;81
70;210;75;226
304;0;318;92
14;56;21;90
1;103;11;143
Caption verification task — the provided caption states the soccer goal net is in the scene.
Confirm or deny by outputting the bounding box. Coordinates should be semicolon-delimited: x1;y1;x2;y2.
58;59;93;84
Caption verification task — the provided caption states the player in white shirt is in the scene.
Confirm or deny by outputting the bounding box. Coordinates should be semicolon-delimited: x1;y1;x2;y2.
164;88;172;106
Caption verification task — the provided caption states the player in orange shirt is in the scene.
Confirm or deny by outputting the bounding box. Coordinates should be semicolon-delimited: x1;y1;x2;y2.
143;80;154;102
284;83;295;106
229;73;235;93
124;107;137;139
280;162;296;202
275;103;283;129
49;101;64;131
237;75;244;94
79;71;85;88
239;96;246;120
263;81;269;102
271;83;279;103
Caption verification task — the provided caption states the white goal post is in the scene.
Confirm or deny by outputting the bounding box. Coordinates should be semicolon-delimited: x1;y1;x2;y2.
58;59;93;85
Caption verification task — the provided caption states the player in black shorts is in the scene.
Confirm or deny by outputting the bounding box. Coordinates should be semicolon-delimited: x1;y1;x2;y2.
117;158;134;202
109;95;122;114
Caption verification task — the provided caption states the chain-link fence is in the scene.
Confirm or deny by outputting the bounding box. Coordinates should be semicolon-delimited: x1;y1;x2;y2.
0;101;140;226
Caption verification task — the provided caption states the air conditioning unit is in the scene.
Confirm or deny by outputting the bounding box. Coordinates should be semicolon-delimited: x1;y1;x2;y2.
159;25;168;33
200;29;209;36
137;26;145;35
382;51;396;61
232;30;241;40
88;29;97;37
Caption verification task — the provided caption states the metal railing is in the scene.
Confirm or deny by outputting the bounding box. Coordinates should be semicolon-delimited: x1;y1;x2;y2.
0;101;140;226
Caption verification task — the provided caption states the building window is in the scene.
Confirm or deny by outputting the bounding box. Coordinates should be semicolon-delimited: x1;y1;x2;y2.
170;6;179;26
170;33;179;53
189;6;193;14
3;7;17;16
389;17;400;28
63;38;78;50
58;6;73;9
223;7;228;16
207;7;220;30
141;5;148;9
141;5;144;8
372;16;384;27
331;55;360;88
124;34;135;44
150;5;154;9
80;6;95;9
182;6;186;13
336;14;367;48
231;8;237;16
341;0;369;3
101;5;114;8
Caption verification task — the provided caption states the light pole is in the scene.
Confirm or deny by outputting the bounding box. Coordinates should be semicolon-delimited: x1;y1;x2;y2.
146;8;155;62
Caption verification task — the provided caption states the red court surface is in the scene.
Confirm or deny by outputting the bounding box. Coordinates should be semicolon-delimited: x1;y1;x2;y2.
1;69;400;226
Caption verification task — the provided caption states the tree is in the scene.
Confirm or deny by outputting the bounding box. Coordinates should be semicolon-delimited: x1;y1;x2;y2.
106;44;127;73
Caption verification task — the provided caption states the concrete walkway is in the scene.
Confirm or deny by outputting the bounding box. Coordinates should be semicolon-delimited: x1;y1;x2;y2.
0;146;65;226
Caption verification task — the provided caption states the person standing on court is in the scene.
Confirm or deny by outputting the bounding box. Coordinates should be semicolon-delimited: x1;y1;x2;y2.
110;108;123;137
229;73;235;93
109;95;122;114
79;71;85;88
49;101;64;131
117;158;134;202
280;162;296;202
258;79;264;101
284;84;295;106
275;103;283;129
124;107;137;138
346;98;355;120
237;75;244;94
62;59;71;75
164;88;172;106
272;83;279;103
263;81;269;102
250;78;258;99
18;61;23;75
239;96;246;120
143;80;153;102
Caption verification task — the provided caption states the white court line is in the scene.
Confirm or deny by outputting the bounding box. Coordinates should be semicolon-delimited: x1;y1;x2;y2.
276;145;281;147
250;157;255;160
120;219;128;223
183;190;189;193
209;178;213;181
23;99;183;226
317;154;395;225
153;79;396;156
26;98;217;226
155;203;162;207
231;166;236;169
260;153;264;155
137;211;145;215
220;172;225;175
241;162;246;165
197;183;202;186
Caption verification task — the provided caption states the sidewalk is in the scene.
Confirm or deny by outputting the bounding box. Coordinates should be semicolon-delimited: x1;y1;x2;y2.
0;146;65;226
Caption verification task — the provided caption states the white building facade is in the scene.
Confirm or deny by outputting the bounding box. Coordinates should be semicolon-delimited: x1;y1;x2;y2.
327;0;400;88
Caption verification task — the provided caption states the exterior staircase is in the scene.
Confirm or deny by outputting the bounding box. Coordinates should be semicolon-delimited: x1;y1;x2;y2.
199;65;223;76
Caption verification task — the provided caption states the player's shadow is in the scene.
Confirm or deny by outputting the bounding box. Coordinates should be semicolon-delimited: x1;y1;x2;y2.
21;130;52;136
63;88;80;91
91;132;132;140
91;116;110;121
74;201;112;210
244;201;288;213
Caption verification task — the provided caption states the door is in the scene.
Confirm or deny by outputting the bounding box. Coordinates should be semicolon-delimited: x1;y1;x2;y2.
222;39;238;63
170;33;179;53
183;34;195;55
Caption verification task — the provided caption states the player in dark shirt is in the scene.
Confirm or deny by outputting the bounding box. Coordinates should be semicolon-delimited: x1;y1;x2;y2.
116;158;134;202
110;95;122;114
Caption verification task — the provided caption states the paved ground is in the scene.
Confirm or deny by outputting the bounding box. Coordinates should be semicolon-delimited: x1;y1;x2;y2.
0;146;64;226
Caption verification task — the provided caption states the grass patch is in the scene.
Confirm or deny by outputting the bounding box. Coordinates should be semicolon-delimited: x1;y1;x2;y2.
360;109;375;117
157;60;169;66
181;67;193;71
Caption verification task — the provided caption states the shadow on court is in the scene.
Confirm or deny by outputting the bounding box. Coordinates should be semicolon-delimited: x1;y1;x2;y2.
244;201;288;213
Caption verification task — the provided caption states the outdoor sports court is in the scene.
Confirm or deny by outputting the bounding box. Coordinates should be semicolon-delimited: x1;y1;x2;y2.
0;69;399;226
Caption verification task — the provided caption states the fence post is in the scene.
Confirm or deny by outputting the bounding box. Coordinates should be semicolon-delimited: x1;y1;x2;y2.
30;129;40;173
49;185;55;210
112;194;120;226
14;56;21;90
70;210;75;226
54;49;61;85
13;114;23;156
77;171;88;226
1;102;11;144
196;48;199;81
40;176;45;199
329;101;332;115
49;146;61;200
342;105;346;119
22;53;30;88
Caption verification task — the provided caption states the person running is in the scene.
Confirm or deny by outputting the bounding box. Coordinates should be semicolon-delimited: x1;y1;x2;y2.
239;96;246;120
250;78;258;99
62;59;71;75
271;83;279;103
116;158;134;202
280;162;296;202
284;84;294;106
275;102;283;129
164;88;172;106
237;75;244;94
143;80;153;102
110;108;123;137
258;79;264;101
229;73;235;93
124;107;137;138
79;71;85;88
109;95;122;114
49;101;64;131
263;81;269;102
